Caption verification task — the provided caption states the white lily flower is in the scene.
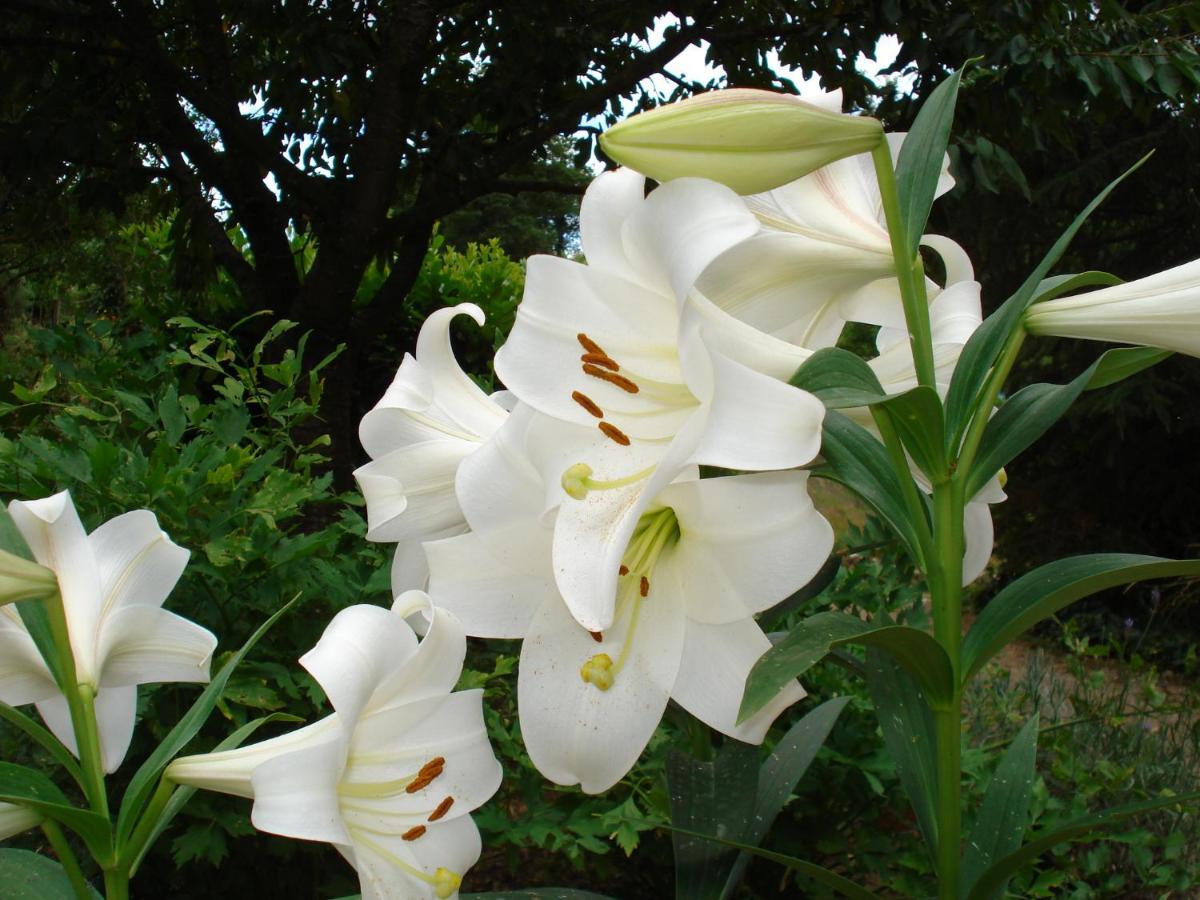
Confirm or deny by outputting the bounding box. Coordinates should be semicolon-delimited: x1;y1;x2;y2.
428;459;831;794
354;304;509;594
1;491;216;773
493;169;826;631
1024;258;1200;356
0;801;42;840
167;593;501;900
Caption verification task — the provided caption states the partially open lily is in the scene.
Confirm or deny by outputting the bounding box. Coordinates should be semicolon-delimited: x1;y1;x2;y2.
167;594;501;900
1;492;216;772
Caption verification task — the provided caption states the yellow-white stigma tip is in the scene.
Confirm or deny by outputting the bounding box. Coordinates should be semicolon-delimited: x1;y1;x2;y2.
433;867;462;898
580;652;614;691
561;463;594;501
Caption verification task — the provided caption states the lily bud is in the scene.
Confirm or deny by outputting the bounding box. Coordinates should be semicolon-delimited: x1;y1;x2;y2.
1024;259;1200;357
0;548;57;606
599;88;884;195
0;801;42;840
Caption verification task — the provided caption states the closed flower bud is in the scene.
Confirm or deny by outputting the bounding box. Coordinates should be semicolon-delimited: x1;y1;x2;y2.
599;88;884;195
0;548;57;606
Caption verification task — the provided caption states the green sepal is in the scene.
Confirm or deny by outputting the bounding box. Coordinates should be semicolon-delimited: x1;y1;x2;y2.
965;791;1200;900
960;715;1040;899
962;554;1200;682
740;612;954;722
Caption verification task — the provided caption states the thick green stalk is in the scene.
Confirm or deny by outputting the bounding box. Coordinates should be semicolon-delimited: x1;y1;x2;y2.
871;140;937;391
119;776;176;877
954;329;1026;468
41;819;92;900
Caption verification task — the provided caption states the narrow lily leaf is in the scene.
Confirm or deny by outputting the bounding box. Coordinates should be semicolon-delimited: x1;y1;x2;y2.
876;386;948;482
720;697;850;899
14;599;64;692
0;848;102;900
944;153;1152;451
962;555;1200;681
965;346;1173;498
895;64;969;254
126;712;305;876
960;715;1040;899
789;348;889;408
0;702;84;789
1031;270;1122;304
0;762;111;859
819;413;928;567
667;740;758;900
642;820;877;899
741;613;955;718
116;593;304;847
965;791;1200;900
864;649;939;853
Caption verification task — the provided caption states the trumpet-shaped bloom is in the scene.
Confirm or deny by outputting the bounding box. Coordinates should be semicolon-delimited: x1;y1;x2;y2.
167;594;501;900
1;492;216;772
354;304;509;594
599;87;883;195
428;463;830;794
1024;258;1200;356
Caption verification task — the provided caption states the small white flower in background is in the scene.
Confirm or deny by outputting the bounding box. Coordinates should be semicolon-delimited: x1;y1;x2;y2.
167;593;501;900
1024;258;1200;356
599;87;883;195
1;491;217;773
0;801;42;841
354;304;509;596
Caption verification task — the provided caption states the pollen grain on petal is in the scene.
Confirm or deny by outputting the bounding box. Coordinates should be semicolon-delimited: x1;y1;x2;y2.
640;576;650;597
402;825;427;841
571;390;605;418
580;352;620;371
577;333;607;356
598;421;631;446
583;364;639;394
428;796;455;822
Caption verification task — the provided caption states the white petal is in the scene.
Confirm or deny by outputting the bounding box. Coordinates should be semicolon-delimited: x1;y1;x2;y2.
518;587;685;794
354;441;473;543
354;813;481;900
424;528;552;639
97;606;216;687
36;684;137;773
658;472;834;623
671;615;805;743
412;304;508;439
453;404;550;536
921;234;975;286
0;801;42;840
0;610;58;706
962;501;996;587
8;492;102;684
300;605;418;729
369;596;465;711
579;168;647;282
89;510;188;612
250;728;351;844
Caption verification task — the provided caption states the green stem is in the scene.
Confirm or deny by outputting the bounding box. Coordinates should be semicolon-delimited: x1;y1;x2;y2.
119;776;176;876
871;140;937;391
871;406;934;567
41;819;92;900
953;328;1026;469
103;866;130;900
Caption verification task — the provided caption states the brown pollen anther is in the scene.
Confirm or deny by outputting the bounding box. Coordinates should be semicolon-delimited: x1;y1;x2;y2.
619;564;629;576
582;364;639;394
419;757;446;778
577;333;607;356
598;421;631;446
640;576;650;597
571;390;604;418
428;797;455;822
405;773;435;793
402;825;427;841
589;630;603;643
581;352;619;371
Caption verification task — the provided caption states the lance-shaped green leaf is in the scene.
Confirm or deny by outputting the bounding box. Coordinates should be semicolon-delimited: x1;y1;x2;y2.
720;697;850;899
962;555;1200;681
0;848;103;900
960;715;1040;899
789;348;889;408
963;345;1171;499
0;702;84;789
875;386;948;483
1031;271;1122;304
965;791;1200;900
668;740;759;900
0;762;111;859
895;63;970;254
115;593;304;847
944;155;1151;451
740;612;954;722
865;649;939;852
819;413;929;566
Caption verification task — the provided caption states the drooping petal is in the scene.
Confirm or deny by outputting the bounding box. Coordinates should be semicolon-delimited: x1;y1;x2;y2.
518;585;685;794
250;728;352;845
657;472;834;624
411;304;508;439
579;167;648;283
97;606;216;687
299;604;419;730
35;684;138;773
8;492;102;684
670;615;805;743
354;440;475;543
962;501;995;587
88;510;189;612
367;595;466;711
0;608;57;706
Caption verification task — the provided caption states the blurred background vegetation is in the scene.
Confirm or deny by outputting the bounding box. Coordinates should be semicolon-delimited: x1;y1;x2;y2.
1;1;1198;896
